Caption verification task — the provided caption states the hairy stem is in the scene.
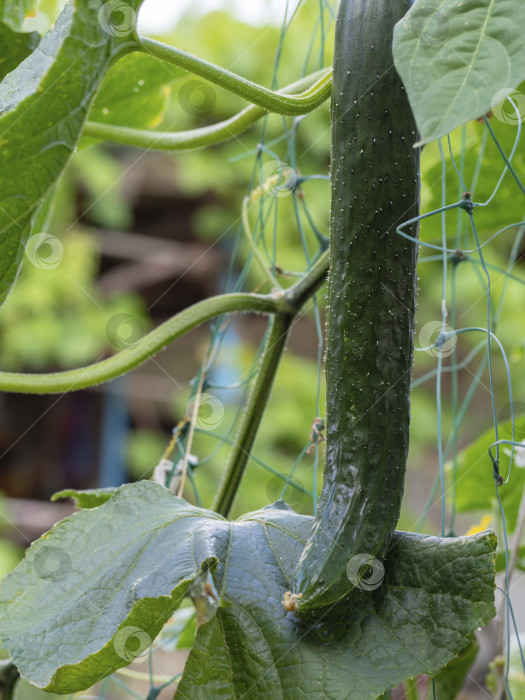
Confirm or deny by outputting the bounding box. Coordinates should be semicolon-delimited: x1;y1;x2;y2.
83;69;331;150
139;37;332;116
212;253;328;516
0;252;328;395
212;312;293;517
0;294;280;394
285;249;329;311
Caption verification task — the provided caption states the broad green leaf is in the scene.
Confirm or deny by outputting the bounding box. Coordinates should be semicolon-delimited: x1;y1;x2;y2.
393;0;525;145
177;527;495;700
51;487;117;508
0;23;39;80
0;482;496;699
447;415;525;531
0;0;37;31
0;0;143;310
87;52;185;130
429;640;479;700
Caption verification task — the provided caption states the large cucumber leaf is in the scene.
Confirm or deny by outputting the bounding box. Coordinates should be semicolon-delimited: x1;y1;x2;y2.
393;0;525;145
0;482;496;699
0;0;143;310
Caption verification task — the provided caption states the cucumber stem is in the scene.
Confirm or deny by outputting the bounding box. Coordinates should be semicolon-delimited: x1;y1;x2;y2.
83;70;331;150
212;312;293;517
139;37;332;116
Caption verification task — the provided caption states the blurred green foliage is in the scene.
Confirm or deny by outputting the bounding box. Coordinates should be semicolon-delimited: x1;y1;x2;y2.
3;1;525;549
0;496;22;579
0;230;148;370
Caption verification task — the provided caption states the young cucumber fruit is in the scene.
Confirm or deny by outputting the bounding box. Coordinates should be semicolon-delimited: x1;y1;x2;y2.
292;0;420;612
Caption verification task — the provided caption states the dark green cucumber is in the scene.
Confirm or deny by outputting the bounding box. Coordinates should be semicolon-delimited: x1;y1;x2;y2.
292;0;420;612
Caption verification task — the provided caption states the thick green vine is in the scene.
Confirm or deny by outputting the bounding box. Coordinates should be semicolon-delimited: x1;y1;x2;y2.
140;37;332;116
83;69;331;150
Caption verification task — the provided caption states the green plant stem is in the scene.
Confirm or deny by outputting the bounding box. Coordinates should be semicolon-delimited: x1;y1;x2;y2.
139;37;332;116
0;253;329;395
212;252;328;517
0;294;280;394
212;313;293;517
0;251;328;518
83;70;330;150
285;249;329;310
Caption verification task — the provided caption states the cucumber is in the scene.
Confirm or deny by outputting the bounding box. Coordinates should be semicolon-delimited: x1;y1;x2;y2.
292;0;420;612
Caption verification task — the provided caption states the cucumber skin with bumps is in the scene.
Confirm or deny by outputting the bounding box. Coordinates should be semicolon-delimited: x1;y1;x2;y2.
292;0;420;612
